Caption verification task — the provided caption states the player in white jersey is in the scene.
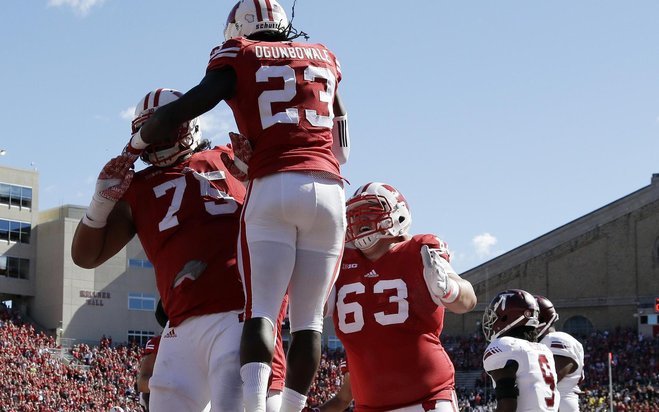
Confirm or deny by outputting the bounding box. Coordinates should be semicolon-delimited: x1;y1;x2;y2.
535;295;584;412
482;289;559;412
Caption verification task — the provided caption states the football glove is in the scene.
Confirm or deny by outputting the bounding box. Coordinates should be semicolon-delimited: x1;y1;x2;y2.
421;245;460;306
82;153;137;228
123;129;149;156
220;131;252;183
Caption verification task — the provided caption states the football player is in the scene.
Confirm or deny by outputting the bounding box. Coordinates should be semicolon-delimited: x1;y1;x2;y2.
136;300;170;411
326;182;477;412
482;289;560;412
535;295;585;412
125;2;350;411
71;88;246;412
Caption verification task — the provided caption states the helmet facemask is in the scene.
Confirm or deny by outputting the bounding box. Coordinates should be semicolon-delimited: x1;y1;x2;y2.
345;183;411;251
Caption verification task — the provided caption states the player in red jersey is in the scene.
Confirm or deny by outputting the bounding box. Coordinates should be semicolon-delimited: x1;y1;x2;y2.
71;88;247;412
326;182;477;412
128;2;350;411
136;300;169;411
266;294;289;412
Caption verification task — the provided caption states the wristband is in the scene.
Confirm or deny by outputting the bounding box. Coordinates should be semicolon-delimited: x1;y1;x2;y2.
82;194;115;229
130;129;149;150
440;278;460;304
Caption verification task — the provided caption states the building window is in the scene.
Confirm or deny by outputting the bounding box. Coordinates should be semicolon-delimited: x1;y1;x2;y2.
654;237;659;266
128;292;156;311
0;219;31;244
128;259;154;269
0;183;32;209
0;256;29;279
128;330;155;347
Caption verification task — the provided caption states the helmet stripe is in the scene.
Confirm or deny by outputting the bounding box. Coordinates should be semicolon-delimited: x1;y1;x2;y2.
253;0;274;21
152;88;163;108
141;92;151;111
263;0;274;20
253;0;263;21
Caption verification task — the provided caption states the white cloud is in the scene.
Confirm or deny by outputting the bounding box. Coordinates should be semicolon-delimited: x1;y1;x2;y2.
120;107;135;121
199;109;237;144
472;232;497;258
47;0;106;16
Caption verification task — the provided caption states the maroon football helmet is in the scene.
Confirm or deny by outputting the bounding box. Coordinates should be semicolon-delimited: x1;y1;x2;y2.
535;295;559;339
482;289;540;342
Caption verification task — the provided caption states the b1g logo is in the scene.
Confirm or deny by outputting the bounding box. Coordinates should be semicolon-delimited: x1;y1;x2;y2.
342;263;358;270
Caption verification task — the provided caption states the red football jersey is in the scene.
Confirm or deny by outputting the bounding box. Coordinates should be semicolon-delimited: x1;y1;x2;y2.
142;335;161;357
122;147;246;327
332;234;455;412
207;37;342;179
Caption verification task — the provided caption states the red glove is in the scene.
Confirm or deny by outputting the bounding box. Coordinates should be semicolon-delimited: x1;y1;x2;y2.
82;153;137;228
220;132;252;183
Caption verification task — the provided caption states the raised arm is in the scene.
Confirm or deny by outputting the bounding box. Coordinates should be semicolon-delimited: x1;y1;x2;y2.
131;67;237;149
71;154;137;268
421;245;477;314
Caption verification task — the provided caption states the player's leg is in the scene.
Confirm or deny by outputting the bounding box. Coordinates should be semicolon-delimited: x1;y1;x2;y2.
282;175;346;412
207;311;244;412
148;320;211;412
266;389;283;412
239;174;297;412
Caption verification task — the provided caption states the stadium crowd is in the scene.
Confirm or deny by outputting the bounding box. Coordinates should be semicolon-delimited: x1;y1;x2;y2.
0;305;656;411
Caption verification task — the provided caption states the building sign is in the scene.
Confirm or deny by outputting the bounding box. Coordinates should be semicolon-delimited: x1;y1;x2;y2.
79;290;111;306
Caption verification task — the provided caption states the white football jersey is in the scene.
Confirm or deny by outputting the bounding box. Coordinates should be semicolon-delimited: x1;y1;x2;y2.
541;331;584;412
483;336;559;412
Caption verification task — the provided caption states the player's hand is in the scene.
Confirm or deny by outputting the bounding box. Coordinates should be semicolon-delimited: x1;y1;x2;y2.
421;245;451;298
82;153;137;228
95;153;137;202
220;132;252;183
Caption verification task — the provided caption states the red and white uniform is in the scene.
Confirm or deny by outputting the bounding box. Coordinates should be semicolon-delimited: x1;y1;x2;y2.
122;146;246;412
123;146;245;326
541;331;584;412
143;335;161;357
207;37;342;180
266;295;289;412
139;336;161;410
331;235;458;412
207;38;346;334
483;336;560;412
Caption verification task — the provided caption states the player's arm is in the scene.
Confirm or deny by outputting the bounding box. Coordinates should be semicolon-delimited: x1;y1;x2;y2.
71;201;135;268
331;92;349;165
317;372;352;412
136;352;157;393
488;361;519;412
71;154;138;268
421;245;477;314
553;354;578;382
136;67;237;148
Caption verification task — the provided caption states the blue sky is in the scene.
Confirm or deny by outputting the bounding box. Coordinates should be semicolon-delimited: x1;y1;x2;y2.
2;1;658;273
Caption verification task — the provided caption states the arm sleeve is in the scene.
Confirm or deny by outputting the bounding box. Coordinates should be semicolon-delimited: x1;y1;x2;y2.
331;114;350;164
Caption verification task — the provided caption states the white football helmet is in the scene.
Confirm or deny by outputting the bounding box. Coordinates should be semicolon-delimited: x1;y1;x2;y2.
131;88;201;167
224;0;289;41
346;182;412;250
